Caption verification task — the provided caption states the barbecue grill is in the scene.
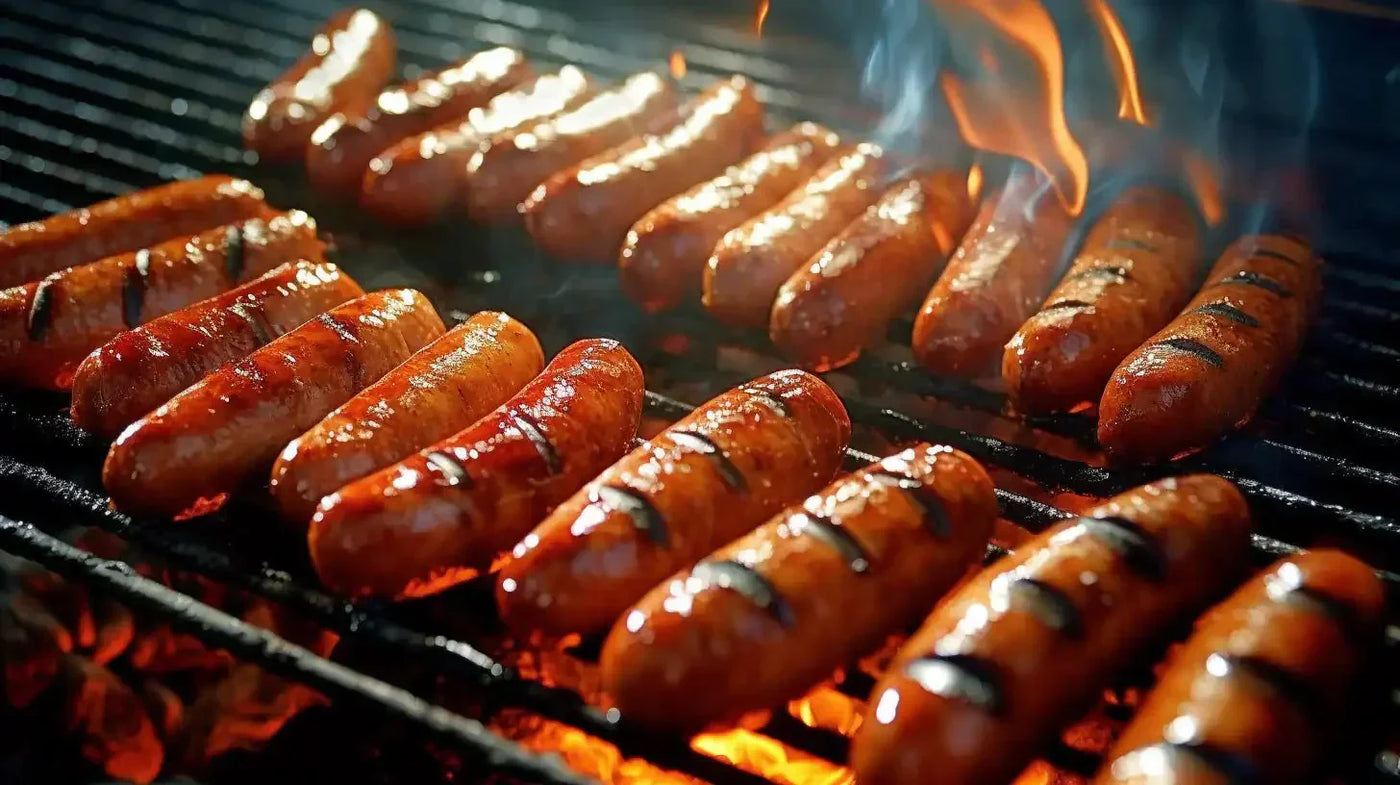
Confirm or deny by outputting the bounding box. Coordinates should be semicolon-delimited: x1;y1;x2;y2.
2;0;1398;782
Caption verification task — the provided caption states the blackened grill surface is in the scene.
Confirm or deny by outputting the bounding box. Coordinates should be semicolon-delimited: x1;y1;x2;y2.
1;0;1399;783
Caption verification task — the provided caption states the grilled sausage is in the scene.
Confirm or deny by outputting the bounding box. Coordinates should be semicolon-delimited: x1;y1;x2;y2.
71;261;363;439
463;72;680;223
270;311;544;525
850;475;1253;785
521;75;765;263
360;67;594;226
911;173;1074;377
618;122;843;312
703;144;887;328
1098;235;1321;463
600;443;996;733
0;176;269;289
103;290;444;518
497;369;851;637
0;211;324;390
243;8;397;163
770;170;976;371
1003;187;1202;414
305;47;530;196
1097;549;1383;785
309;339;645;598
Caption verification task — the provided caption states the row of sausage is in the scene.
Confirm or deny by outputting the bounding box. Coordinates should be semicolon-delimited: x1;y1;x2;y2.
238;7;1322;464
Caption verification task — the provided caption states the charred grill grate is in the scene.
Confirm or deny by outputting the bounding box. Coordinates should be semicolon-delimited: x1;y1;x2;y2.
1;0;1399;783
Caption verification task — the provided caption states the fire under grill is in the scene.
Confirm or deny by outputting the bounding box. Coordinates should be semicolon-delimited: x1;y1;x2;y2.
1;0;1399;783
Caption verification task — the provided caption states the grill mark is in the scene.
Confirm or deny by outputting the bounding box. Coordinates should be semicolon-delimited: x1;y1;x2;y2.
902;655;1003;713
1207;653;1324;719
26;276;58;341
1105;237;1157;253
691;560;794;627
510;411;561;476
741;387;790;417
317;312;359;346
1192;302;1259;327
670;430;746;492
597;485;668;548
1080;516;1166;581
1040;299;1091;313
120;249;152;328
868;468;950;538
1109;743;1260;785
1250;247;1300;266
997;575;1082;637
224;223;247;280
792;511;870;573
1155;337;1224;368
228;302;275;346
1280;585;1362;640
1217;270;1292;298
425;450;470;487
1067;266;1129;283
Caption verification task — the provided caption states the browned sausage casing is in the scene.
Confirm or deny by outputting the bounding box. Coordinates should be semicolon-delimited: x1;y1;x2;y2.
103;290;445;518
703;144;888;328
850;475;1253;785
0;176;269;289
463;72;680;223
770;170;976;371
618;122;843;312
71;261;364;439
1003;187;1202;414
270;311;545;525
0;211;325;390
309;339;645;598
1098;235;1321;463
911;173;1074;377
1096;549;1383;785
305;48;531;196
243;8;397;162
360;67;594;226
497;369;852;637
600;443;996;733
521;75;766;263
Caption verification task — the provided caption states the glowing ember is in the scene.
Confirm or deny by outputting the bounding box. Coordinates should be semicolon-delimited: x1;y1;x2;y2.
966;161;984;200
1085;0;1151;126
692;729;854;785
755;0;771;35
1182;150;1225;225
931;0;1090;215
788;684;865;737
670;51;688;80
493;710;701;784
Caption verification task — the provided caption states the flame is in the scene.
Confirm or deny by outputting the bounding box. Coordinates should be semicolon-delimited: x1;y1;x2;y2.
755;0;771;35
692;729;854;785
493;711;700;784
966;162;984;200
788;685;864;737
931;0;1090;214
1182;150;1224;225
1084;0;1151;126
669;51;688;80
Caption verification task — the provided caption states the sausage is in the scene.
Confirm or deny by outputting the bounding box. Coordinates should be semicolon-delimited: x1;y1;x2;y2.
309;339;645;598
1098;235;1322;463
0;176;269;289
103;290;445;518
770;170;976;371
269;311;545;525
521;75;765;263
463;72;680;223
1003;187;1202;414
600;443;996;733
71;260;363;439
702;143;887;328
911;173;1074;377
618;122;842;312
360;67;594;225
849;474;1253;785
496;369;851;637
0;211;325;390
243;8;397;163
1096;549;1383;785
305;47;531;196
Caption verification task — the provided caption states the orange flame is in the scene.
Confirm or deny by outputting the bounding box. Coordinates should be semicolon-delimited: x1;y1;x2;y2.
931;0;1090;215
1084;0;1151;126
966;162;984;201
755;0;771;35
692;729;854;785
787;685;865;737
1182;150;1225;225
493;712;699;784
670;51;688;80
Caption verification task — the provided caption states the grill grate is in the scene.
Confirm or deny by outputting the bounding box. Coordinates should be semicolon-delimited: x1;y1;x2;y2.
2;0;1399;783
